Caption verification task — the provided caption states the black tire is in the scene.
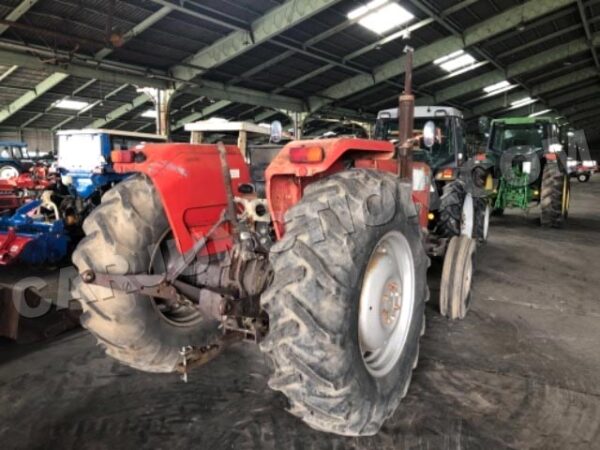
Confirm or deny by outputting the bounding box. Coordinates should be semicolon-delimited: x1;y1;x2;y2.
540;162;569;228
260;170;428;436
474;197;490;243
436;180;469;238
440;236;477;320
72;176;221;373
578;173;590;183
491;207;504;217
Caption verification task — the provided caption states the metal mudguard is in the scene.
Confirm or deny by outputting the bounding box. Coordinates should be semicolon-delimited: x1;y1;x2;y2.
113;143;252;254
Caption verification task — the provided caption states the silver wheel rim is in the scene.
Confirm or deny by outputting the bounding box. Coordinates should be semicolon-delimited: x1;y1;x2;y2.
462;250;473;307
483;204;490;241
148;229;204;327
0;166;19;180
461;193;474;238
358;231;415;378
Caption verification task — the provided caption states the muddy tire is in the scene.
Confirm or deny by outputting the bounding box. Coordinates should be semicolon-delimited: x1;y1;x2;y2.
72;176;220;373
260;169;428;436
540;162;569;228
436;180;473;238
440;236;476;320
474;197;490;243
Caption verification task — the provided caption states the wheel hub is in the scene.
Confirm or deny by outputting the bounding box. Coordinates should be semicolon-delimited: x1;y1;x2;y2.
358;232;415;378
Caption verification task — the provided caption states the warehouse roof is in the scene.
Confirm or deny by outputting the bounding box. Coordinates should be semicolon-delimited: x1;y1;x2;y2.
0;0;598;145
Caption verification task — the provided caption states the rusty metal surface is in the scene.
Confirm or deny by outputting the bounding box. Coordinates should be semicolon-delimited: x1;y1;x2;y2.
1;179;600;448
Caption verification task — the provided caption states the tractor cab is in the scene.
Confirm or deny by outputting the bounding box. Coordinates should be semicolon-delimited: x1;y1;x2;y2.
375;106;467;187
487;117;560;156
185;119;288;195
57;129;166;199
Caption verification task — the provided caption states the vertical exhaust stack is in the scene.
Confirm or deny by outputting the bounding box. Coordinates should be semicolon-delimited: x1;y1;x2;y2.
398;46;415;183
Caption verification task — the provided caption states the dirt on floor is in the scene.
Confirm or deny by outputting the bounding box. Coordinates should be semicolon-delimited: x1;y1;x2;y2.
0;178;599;450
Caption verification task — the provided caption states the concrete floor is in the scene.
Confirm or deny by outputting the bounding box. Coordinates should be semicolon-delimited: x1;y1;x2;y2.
1;178;599;449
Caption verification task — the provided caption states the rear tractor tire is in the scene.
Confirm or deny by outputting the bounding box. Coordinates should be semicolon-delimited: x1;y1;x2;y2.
540;162;570;228
72;176;221;373
439;236;477;320
261;170;428;436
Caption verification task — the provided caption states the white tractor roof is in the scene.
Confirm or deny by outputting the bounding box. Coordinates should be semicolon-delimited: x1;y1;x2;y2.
377;106;464;119
185;120;271;135
56;129;166;140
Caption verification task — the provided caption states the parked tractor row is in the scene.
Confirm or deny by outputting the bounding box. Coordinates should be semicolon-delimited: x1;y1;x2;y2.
1;49;594;437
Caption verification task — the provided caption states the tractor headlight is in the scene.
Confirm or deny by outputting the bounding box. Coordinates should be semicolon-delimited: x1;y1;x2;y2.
548;143;563;153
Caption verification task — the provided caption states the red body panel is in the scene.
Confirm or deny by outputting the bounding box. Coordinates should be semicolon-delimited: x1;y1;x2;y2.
0;229;33;265
266;138;395;237
114;143;251;254
410;162;432;228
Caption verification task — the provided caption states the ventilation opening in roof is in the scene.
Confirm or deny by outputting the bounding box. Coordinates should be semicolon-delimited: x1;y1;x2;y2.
434;50;477;74
53;99;90;110
484;80;515;94
529;109;552;118
347;0;414;34
141;109;157;119
510;97;537;109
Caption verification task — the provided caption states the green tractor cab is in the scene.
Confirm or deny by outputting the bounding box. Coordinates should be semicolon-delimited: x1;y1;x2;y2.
484;116;570;227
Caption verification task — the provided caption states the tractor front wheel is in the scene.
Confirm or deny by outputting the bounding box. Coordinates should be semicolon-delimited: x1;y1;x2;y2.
474;198;490;243
261;170;428;436
540;162;570;228
72;176;221;373
439;236;477;320
436;180;475;238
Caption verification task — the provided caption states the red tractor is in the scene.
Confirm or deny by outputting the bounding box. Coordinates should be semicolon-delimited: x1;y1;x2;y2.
73;50;476;436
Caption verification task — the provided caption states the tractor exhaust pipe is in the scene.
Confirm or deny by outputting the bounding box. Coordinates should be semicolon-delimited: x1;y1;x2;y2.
397;46;415;183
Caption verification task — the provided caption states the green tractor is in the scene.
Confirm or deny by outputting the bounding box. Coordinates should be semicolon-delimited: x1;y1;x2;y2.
375;106;490;243
477;116;570;227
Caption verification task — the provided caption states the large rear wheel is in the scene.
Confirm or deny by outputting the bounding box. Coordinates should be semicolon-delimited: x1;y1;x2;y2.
260;170;428;436
72;176;221;373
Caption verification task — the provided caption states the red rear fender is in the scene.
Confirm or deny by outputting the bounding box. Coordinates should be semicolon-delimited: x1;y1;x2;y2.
114;143;251;254
265;138;395;238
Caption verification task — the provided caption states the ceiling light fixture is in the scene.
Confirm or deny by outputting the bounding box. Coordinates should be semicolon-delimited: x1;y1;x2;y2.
141;109;157;119
434;50;477;73
53;99;90;110
510;97;537;109
529;109;552;118
347;0;414;34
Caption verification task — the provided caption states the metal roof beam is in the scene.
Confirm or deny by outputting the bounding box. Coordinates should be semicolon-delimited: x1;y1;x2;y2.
0;6;173;125
418;35;598;105
576;0;600;72
548;85;600;106
0;73;69;124
95;0;338;128
0;0;39;35
170;0;343;83
308;0;576;112
467;68;597;117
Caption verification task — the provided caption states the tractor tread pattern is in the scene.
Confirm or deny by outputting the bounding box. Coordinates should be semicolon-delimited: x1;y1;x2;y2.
540;162;568;228
72;176;220;373
260;169;428;436
436;180;466;238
